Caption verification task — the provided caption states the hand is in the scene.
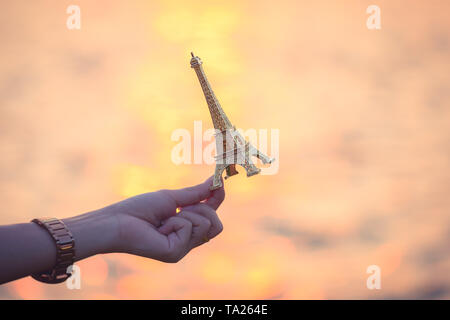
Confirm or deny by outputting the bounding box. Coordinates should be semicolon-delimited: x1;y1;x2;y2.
0;177;224;283
107;176;225;262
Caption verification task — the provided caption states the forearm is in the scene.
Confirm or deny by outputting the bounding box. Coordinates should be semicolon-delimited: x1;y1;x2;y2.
62;209;118;261
0;222;57;283
0;209;118;284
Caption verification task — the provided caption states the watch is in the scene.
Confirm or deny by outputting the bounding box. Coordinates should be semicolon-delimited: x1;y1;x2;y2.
31;217;75;284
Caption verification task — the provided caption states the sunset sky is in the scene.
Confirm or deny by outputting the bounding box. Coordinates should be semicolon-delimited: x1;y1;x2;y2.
1;0;449;299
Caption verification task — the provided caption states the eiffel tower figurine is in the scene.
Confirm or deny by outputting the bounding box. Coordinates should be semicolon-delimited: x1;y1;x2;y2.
190;52;275;190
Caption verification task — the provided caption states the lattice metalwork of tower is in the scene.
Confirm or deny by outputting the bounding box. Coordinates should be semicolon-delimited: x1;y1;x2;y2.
190;52;275;190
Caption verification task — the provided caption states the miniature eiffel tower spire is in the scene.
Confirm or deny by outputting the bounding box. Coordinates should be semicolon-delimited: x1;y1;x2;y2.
190;52;275;190
190;52;232;131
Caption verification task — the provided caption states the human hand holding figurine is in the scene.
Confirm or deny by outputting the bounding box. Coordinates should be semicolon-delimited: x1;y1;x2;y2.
0;176;224;284
106;176;225;262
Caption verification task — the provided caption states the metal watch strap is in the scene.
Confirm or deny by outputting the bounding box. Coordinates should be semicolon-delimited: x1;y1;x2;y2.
31;218;75;284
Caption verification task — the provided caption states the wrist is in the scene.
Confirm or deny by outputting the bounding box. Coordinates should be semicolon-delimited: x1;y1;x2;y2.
62;209;119;261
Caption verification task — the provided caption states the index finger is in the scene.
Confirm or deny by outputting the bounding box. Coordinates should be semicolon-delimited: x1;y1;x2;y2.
205;178;225;210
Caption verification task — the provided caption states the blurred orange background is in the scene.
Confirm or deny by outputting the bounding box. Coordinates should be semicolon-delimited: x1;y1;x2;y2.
1;0;449;299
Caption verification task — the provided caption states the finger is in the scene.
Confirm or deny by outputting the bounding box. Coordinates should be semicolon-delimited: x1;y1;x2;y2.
162;176;214;208
158;216;192;262
178;210;211;249
183;203;223;239
205;178;225;210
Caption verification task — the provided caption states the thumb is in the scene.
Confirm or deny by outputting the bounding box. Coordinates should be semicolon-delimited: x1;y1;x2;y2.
163;176;214;207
